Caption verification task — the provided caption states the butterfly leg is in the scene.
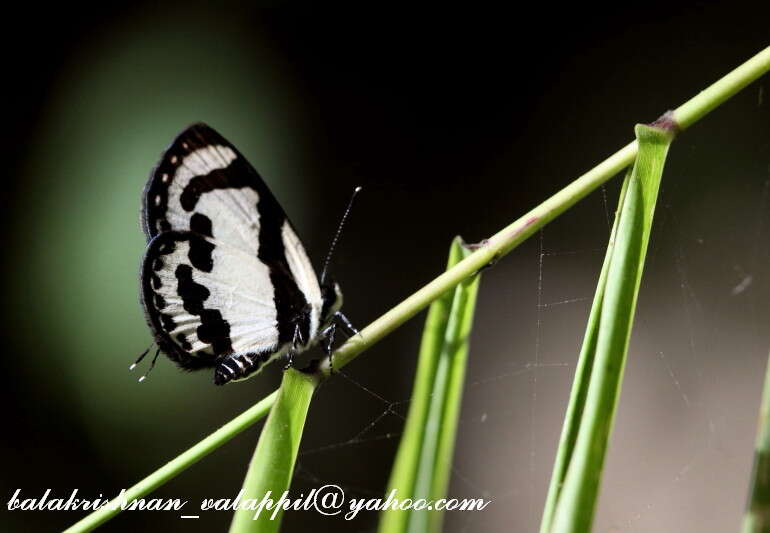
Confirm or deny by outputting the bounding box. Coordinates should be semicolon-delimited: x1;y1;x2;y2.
318;322;340;373
320;323;337;356
334;311;360;338
284;323;303;370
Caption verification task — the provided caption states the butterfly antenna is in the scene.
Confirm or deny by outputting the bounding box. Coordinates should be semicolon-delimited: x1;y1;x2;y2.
129;343;154;371
321;186;362;284
138;348;161;383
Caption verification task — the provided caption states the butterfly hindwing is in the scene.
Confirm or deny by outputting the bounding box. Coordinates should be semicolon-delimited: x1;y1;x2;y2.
139;124;324;383
141;230;282;366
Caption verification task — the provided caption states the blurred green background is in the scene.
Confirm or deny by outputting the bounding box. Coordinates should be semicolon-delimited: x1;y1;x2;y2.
1;3;769;532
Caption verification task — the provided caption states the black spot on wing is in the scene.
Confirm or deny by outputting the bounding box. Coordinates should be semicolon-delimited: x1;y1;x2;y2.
142;145;183;240
188;234;214;272
177;334;192;351
180;157;256;211
175;264;209;314
153;293;166;309
175;260;233;356
197;310;233;355
140;231;225;372
160;313;176;333
190;213;213;237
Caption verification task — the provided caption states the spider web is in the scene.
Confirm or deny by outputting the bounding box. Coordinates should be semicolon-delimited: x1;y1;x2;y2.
281;166;770;532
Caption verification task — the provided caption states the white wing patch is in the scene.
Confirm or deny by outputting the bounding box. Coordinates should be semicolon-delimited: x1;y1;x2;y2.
193;187;261;254
157;145;235;228
156;145;265;255
282;220;323;338
150;237;279;356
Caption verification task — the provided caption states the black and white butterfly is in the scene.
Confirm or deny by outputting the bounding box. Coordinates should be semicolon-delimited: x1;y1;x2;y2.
136;123;357;385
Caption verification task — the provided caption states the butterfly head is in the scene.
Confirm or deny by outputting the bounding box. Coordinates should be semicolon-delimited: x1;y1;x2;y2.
320;277;343;325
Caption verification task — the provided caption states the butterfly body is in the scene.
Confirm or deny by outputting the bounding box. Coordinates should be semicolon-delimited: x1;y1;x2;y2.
139;123;347;385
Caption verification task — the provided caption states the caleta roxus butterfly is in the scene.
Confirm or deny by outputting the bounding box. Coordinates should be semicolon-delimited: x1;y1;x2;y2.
133;123;359;385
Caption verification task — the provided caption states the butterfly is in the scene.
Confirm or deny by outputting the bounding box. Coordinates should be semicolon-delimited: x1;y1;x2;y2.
135;123;358;385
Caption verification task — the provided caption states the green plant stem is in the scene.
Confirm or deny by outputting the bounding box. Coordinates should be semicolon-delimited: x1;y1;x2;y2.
548;124;673;533
229;369;317;533
325;46;770;375
538;175;630;533
378;238;481;533
319;139;637;374
64;46;770;533
742;348;770;533
674;47;770;130
63;392;277;533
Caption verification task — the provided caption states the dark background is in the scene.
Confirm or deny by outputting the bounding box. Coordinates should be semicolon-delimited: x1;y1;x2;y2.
1;3;769;532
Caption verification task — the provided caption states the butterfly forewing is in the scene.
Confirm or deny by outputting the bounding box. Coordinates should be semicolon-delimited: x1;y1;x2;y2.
144;125;262;248
140;124;323;383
